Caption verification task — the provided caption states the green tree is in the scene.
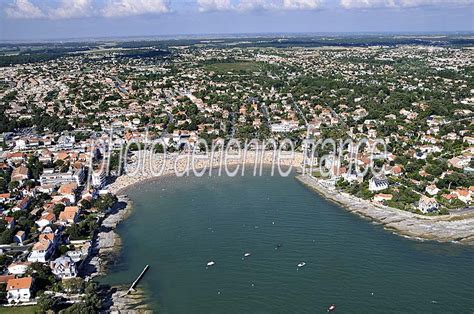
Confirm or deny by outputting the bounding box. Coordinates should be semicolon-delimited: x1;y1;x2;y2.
63;282;102;313
26;262;55;292
62;278;85;294
53;204;65;217
8;181;19;192
80;199;92;210
37;292;60;312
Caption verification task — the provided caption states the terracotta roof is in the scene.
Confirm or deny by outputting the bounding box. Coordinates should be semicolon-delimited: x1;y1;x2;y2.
392;166;402;174
59;210;78;222
455;189;470;197
7;277;33;290
59;183;78;195
442;193;458;200
374;193;393;200
56;151;69;161
39;233;55;242
64;206;79;213
38;212;55;223
12;166;29;179
7;152;25;159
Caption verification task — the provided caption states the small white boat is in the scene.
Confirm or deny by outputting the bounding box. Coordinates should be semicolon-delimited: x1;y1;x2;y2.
244;253;251;257
327;304;336;312
206;261;215;267
297;262;306;268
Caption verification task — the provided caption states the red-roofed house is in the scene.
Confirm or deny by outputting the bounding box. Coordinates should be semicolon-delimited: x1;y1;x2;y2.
58;206;80;225
6;277;34;303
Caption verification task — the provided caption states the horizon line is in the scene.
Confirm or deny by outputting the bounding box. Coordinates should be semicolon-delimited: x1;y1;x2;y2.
1;30;474;45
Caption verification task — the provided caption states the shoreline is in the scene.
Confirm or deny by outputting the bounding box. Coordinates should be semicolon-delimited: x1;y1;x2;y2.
296;174;474;245
87;196;153;312
98;153;304;311
96;156;473;311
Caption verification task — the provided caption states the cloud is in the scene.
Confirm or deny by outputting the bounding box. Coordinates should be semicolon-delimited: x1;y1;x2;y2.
282;0;322;9
340;0;394;9
198;0;322;11
197;0;233;12
5;0;45;19
102;0;170;17
398;0;473;7
340;0;473;8
49;0;93;19
236;0;276;11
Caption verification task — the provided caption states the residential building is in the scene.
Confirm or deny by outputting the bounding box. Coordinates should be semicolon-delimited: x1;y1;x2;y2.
50;256;77;279
6;277;34;303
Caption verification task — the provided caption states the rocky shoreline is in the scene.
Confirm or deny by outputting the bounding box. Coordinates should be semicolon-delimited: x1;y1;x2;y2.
87;195;131;278
109;286;152;313
296;174;474;245
85;196;152;312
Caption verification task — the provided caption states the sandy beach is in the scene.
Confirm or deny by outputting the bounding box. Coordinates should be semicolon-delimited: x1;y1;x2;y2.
296;174;474;245
108;151;305;194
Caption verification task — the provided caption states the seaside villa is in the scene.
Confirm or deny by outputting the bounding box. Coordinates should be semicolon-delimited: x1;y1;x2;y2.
369;176;389;192
50;256;77;279
418;196;439;213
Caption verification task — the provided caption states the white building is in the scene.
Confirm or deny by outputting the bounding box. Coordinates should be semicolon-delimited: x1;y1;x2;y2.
7;262;31;276
425;185;439;196
91;169;107;188
271;120;299;133
50;256;77;279
57;135;75;149
7;277;34;303
39;168;85;186
66;240;91;263
418;196;439;213
369;176;389;192
28;233;57;263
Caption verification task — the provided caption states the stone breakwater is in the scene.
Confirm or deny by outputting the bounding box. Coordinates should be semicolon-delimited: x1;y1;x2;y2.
296;175;474;245
108;152;304;194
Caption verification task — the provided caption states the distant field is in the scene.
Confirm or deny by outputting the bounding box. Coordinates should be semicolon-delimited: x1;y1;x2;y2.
203;61;263;73
0;306;39;314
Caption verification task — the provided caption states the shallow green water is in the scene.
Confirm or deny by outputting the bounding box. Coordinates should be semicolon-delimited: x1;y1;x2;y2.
103;173;474;313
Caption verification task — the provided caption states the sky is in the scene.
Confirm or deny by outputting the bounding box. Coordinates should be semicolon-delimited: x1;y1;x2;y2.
0;0;473;41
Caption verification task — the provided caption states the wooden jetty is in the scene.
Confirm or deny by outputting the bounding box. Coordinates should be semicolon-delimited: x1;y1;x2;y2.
127;264;149;294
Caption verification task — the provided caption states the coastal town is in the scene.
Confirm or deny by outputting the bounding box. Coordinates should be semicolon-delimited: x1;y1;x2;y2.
0;36;473;311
